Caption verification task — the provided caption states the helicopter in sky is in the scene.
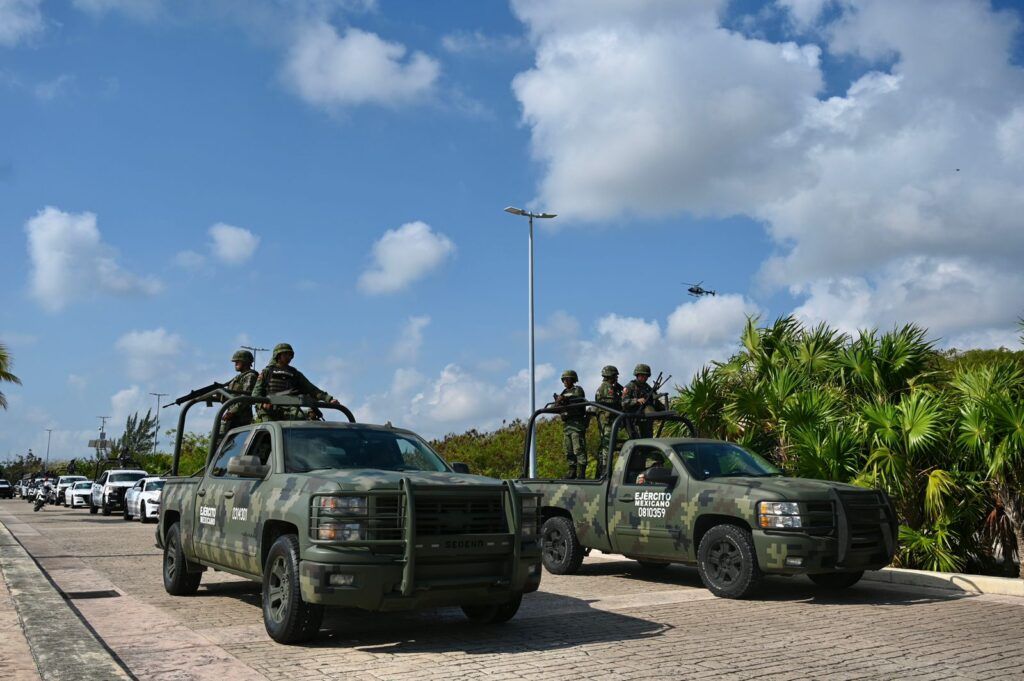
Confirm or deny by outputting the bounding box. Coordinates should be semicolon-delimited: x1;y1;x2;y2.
684;281;717;297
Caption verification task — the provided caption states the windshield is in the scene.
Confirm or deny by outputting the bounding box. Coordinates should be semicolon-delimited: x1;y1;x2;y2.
74;482;92;489
673;443;782;480
145;480;165;491
110;472;146;483
283;427;449;474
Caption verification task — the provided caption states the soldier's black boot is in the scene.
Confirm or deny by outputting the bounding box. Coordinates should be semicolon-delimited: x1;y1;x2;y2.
567;464;577;479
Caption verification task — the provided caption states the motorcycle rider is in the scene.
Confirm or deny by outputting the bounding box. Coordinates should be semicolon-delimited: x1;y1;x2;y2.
33;480;53;512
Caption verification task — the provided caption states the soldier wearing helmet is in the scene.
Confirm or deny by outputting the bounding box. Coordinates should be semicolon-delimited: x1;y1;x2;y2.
554;369;587;479
221;349;258;431
622;363;658;438
252;343;339;422
594;365;624;470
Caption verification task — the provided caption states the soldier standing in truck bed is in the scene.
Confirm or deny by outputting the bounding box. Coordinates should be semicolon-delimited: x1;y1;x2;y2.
252;343;339;421
555;370;587;479
594;365;623;475
221;349;259;432
622;363;658;439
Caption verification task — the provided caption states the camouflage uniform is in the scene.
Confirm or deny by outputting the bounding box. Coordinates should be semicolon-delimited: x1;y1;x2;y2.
252;343;334;422
223;366;259;430
594;365;623;472
556;370;587;478
622;363;658;439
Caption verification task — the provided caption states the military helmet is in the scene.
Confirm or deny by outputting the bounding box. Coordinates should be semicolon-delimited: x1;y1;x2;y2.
231;349;254;363
272;342;294;358
601;365;619;378
633;363;652;376
561;369;578;381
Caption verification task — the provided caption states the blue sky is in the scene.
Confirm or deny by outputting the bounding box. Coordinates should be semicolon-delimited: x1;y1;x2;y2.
2;0;1023;461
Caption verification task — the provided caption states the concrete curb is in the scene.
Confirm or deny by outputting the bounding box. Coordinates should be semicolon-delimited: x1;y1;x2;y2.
864;566;1024;597
0;519;132;681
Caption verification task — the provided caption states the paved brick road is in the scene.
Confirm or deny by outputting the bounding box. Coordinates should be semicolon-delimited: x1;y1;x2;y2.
2;499;1023;680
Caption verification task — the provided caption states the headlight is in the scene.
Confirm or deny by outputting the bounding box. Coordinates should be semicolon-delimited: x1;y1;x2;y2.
104;485;115;494
318;496;367;516
758;501;803;529
520;495;540;537
317;522;364;541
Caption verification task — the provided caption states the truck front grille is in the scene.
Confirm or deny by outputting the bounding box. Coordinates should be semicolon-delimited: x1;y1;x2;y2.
415;493;508;536
834;490;895;565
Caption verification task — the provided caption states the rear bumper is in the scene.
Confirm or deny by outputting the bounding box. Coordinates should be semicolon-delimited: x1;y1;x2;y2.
299;546;542;609
753;530;892;574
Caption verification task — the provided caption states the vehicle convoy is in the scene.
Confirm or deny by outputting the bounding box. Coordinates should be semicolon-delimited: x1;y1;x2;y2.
518;402;898;598
90;469;148;515
157;391;542;644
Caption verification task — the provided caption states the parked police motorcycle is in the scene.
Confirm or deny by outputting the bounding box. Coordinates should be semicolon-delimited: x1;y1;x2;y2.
33;483;52;512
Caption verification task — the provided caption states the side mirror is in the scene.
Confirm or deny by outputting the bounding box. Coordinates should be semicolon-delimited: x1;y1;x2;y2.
451;462;471;474
227;455;269;479
643;466;676;486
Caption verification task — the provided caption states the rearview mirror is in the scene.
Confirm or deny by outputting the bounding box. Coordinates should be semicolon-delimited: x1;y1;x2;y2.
642;466;676;486
227;455;269;479
451;462;471;474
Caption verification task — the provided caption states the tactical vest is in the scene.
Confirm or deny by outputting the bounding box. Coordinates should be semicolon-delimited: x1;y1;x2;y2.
227;369;257;393
596;381;623;408
266;367;298;394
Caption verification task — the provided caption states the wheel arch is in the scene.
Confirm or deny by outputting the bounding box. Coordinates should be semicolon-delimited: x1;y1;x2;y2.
261;519;300;571
693;513;751;551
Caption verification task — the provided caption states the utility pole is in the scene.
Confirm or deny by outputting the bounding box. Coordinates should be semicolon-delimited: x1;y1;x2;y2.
241;345;269;366
44;428;53;473
149;393;168;454
95;416;110;459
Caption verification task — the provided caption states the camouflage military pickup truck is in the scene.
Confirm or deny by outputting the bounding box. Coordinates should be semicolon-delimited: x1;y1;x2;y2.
157;392;541;644
519;403;897;598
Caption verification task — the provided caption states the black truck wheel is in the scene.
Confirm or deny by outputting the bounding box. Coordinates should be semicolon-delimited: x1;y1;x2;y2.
89;502;98;515
101;501;111;516
163;523;202;596
697;524;762;598
541;516;585;575
123;505;131;520
809;571;864;589
262;534;323;644
461;594;523;624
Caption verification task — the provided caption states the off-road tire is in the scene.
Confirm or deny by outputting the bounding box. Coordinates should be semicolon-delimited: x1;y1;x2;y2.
163;523;202;596
89;502;98;515
809;571;864;590
696;524;762;599
123;505;131;520
461;594;523;624
262;534;323;644
637;559;671;570
101;501;111;516
541;516;585;575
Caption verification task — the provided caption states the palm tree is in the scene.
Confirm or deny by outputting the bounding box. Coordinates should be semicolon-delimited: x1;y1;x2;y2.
0;342;22;410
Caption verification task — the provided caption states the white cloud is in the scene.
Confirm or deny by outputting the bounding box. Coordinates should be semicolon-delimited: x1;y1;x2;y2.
358;221;455;294
391;316;430;362
536;310;580;342
110;385;148;425
33;74;73;100
114;328;184;381
283;21;439;109
0;0;44;48
173;249;206;269
67;374;87;392
440;30;525;55
208;222;260;265
24;206;163;312
72;0;162;20
511;0;1024;343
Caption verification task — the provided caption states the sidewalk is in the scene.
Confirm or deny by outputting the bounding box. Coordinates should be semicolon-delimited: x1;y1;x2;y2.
0;519;131;681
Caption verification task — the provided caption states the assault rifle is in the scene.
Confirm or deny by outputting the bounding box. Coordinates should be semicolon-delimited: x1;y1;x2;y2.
650;371;672;410
168;382;226;407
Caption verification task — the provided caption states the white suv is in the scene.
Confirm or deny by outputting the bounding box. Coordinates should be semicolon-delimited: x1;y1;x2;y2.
123;477;164;522
90;469;147;515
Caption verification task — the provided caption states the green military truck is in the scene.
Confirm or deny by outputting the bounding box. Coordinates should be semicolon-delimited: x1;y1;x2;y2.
157;391;541;644
519;402;897;598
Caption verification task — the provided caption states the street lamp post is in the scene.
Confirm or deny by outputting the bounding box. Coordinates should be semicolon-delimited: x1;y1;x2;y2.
504;206;557;478
44;429;52;474
149;393;168;454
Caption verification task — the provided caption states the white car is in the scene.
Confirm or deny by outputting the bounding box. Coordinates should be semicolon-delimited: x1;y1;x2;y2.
123;477;164;522
66;481;93;508
55;475;88;506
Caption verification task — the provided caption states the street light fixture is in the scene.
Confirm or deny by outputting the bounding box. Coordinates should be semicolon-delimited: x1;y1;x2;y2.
44;429;52;473
504;206;557;478
149;393;168;454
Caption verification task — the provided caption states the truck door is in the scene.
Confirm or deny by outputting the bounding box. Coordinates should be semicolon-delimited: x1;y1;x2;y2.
608;444;682;559
215;428;273;574
194;431;250;564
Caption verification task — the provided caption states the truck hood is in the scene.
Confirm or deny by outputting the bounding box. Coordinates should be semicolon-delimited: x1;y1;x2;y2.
710;475;872;501
299;469;509;492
